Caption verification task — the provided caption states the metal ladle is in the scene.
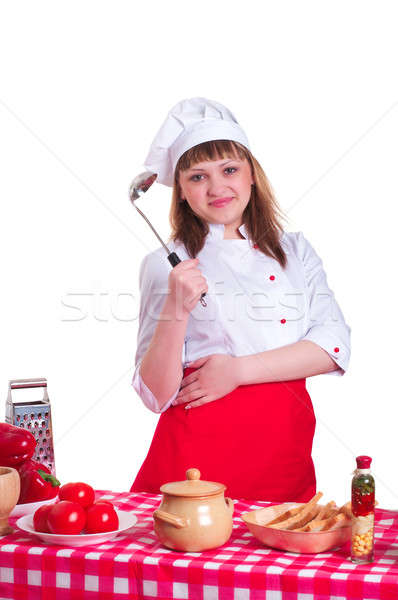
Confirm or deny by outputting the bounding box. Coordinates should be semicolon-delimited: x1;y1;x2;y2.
128;171;207;307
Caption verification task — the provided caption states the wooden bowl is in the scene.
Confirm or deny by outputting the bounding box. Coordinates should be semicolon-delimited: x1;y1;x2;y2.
0;467;20;535
241;503;351;554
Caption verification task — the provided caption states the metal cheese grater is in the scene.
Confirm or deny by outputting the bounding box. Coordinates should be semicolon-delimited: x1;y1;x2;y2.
5;378;56;476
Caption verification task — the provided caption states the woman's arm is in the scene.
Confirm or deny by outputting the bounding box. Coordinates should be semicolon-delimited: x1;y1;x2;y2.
139;296;189;411
296;232;351;375
236;339;339;386
132;253;188;413
174;341;337;409
134;255;206;413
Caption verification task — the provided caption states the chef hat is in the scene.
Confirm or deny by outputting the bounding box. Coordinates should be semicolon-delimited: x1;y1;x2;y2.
143;97;251;187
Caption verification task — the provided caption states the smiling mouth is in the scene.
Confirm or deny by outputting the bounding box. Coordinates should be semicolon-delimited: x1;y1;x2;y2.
209;197;233;207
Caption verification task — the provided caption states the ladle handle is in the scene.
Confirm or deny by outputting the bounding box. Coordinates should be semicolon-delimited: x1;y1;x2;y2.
167;252;207;307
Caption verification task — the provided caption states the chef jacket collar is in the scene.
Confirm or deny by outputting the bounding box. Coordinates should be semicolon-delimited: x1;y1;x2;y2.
207;222;248;241
207;222;289;253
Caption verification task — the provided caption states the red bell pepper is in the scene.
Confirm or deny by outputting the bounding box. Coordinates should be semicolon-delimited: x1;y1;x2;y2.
0;422;36;466
17;459;60;504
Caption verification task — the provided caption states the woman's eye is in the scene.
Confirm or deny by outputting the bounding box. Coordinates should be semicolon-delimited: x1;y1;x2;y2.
189;167;237;182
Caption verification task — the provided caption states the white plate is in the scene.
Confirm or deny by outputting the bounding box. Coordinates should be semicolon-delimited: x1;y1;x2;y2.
16;509;137;546
11;497;58;517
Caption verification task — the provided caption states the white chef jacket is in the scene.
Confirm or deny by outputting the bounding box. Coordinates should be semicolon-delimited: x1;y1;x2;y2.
132;223;351;413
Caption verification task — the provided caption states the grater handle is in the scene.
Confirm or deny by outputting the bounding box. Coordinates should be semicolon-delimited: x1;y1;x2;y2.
9;378;47;390
7;378;49;404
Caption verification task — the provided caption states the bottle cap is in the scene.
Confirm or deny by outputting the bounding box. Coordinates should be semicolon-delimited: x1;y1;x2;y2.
356;455;372;468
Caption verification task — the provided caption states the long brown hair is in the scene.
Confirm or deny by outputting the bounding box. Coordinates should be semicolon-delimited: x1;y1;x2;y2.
169;140;289;269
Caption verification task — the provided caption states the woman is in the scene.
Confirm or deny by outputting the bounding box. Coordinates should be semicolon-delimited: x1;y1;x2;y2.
130;97;350;501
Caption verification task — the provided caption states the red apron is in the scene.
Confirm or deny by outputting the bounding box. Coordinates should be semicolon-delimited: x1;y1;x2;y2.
130;367;316;502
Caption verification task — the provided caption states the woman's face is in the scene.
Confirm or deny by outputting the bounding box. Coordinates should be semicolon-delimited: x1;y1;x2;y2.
178;154;254;232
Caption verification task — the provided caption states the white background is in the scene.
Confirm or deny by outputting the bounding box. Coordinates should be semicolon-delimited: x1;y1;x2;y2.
1;1;397;509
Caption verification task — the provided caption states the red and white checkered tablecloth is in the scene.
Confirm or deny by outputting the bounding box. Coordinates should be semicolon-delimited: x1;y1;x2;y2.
1;491;398;600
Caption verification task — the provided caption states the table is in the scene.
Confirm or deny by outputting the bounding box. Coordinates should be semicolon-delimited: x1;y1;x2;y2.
1;491;398;600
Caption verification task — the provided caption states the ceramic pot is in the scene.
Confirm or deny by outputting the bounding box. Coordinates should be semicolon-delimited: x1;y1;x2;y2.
153;468;234;552
0;467;20;535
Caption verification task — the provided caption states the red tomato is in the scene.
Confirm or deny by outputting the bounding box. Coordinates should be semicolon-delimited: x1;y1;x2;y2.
85;502;119;533
95;499;114;508
59;482;95;508
47;501;86;534
33;504;53;533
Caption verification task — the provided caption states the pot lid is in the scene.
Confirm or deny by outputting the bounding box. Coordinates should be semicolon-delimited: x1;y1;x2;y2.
160;468;226;497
